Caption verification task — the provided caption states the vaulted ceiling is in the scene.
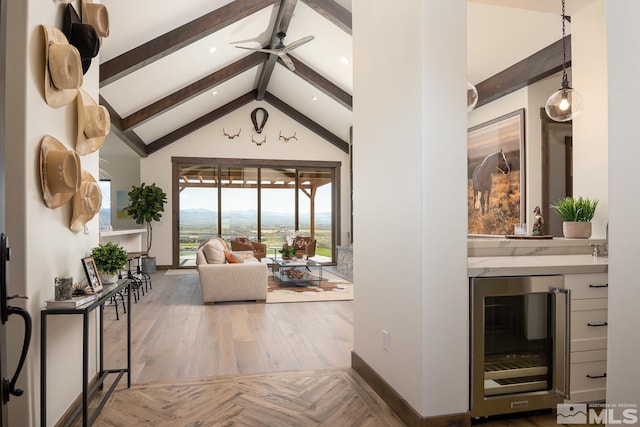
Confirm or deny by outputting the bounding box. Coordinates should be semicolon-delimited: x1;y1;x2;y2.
98;0;596;158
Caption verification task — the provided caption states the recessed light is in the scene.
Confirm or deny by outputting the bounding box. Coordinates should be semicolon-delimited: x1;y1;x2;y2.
339;56;350;65
209;46;217;53
211;91;218;96
311;96;318;102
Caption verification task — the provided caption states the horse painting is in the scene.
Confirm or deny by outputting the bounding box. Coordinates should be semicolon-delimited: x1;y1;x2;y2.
472;149;510;214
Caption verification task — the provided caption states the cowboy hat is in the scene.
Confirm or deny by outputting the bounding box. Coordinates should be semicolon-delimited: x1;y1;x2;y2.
70;170;102;232
76;89;110;155
63;4;100;74
42;25;82;108
39;135;81;209
82;0;109;39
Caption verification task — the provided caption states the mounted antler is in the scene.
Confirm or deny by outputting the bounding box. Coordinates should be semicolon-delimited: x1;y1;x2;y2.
279;131;297;142
223;128;241;139
252;134;266;146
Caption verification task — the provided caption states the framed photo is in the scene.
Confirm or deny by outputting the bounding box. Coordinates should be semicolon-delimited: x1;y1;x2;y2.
468;109;525;235
81;256;103;293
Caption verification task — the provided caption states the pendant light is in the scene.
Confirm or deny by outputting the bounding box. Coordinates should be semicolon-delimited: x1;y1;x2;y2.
545;0;583;122
467;82;478;112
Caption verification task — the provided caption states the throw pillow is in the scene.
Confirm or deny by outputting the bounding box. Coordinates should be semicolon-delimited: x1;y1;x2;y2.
292;236;311;250
202;240;226;264
234;237;252;245
224;250;244;264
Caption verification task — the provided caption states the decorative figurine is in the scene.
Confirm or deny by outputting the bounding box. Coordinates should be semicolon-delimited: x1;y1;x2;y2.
532;206;544;236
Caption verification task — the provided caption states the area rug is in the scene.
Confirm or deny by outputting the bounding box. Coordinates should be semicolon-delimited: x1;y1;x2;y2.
164;269;198;276
267;274;353;303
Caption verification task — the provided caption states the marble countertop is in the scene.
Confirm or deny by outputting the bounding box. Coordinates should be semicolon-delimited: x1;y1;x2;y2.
468;254;608;277
100;229;146;237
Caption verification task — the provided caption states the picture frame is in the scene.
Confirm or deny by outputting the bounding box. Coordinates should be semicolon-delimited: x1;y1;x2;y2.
81;256;103;293
467;108;525;236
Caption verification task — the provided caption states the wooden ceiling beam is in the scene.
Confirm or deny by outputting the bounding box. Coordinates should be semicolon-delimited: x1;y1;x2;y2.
145;91;257;155
256;0;298;100
99;0;277;86
99;96;148;157
264;91;348;153
121;52;267;131
286;55;352;110
300;0;351;35
476;35;571;108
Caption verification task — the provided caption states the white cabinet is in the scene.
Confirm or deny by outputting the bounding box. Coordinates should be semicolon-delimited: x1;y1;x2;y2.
564;273;608;403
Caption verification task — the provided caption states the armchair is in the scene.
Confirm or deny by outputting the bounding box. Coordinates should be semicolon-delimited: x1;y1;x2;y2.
284;236;316;258
230;237;266;260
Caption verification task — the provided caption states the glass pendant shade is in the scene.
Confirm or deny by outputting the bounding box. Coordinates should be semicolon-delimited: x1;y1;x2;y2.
467;81;478;112
545;87;583;122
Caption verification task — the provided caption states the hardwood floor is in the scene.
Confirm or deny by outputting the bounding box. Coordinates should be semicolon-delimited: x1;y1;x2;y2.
78;270;570;426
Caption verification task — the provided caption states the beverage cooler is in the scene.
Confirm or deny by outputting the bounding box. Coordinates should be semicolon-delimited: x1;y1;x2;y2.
470;275;570;418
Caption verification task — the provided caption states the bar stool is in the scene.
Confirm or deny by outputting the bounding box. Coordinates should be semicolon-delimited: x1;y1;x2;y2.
134;252;152;293
107;291;126;320
123;252;146;302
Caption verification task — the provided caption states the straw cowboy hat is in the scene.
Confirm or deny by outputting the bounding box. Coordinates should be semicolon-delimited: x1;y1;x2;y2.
82;0;110;39
42;25;82;108
76;89;110;155
63;4;100;74
39;135;81;209
70;170;102;232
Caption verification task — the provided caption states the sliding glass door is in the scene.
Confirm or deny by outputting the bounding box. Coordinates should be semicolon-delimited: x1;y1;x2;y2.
173;158;340;267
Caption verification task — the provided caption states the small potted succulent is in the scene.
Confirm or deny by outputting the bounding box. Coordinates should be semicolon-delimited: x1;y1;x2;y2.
91;241;129;284
550;196;599;238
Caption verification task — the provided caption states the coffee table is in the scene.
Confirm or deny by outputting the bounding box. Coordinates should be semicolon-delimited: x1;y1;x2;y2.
271;259;323;286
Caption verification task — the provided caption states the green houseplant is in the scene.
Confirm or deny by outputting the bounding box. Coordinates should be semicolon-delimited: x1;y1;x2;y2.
125;182;167;273
279;245;298;259
91;241;129;283
550;196;599;238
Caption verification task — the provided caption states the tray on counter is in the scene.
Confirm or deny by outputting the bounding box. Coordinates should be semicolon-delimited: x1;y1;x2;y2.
504;235;554;240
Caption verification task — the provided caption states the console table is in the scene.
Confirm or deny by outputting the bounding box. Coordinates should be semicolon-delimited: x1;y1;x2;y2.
40;279;131;427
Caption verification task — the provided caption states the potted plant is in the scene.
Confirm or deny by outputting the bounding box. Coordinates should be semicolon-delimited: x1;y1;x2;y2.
125;182;167;273
91;241;129;284
279;245;298;260
550;196;599;238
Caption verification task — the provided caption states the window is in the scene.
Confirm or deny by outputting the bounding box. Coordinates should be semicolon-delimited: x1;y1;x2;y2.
99;179;111;231
174;158;339;267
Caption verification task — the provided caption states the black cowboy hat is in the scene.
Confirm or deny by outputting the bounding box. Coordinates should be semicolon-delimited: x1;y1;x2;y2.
62;4;99;74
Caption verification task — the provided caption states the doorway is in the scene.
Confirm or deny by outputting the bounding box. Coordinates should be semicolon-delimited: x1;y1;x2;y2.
540;108;573;237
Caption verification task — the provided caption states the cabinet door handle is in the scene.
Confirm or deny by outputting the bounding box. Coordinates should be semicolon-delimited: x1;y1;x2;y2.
589;283;608;288
587;322;608;327
586;373;607;379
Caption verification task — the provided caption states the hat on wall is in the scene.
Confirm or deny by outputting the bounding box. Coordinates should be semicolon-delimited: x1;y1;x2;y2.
39;135;82;209
63;4;100;74
76;89;110;155
70;170;102;232
82;0;110;39
42;25;82;108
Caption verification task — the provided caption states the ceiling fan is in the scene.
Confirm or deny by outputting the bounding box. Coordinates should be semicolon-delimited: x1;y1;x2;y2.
234;31;314;72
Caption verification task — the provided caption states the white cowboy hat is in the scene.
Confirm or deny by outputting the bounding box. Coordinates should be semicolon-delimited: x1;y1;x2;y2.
82;0;109;39
70;170;102;232
76;89;110;155
42;25;83;108
39;135;81;209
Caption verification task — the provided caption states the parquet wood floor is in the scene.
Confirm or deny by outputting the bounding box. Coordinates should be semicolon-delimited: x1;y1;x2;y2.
72;270;571;426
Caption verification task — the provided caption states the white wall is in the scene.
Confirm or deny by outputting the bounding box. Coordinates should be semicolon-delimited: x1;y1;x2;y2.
352;0;468;416
572;0;608;238
5;1;102;425
133;101;351;266
606;0;640;408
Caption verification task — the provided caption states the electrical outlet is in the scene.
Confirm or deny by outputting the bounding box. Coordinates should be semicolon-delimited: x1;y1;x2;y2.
84;225;89;234
382;329;390;352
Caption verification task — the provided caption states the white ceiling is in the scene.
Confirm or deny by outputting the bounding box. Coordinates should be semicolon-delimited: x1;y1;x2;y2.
98;0;593;158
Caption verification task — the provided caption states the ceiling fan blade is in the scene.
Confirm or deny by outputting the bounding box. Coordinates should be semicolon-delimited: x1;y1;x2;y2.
234;46;279;55
281;35;314;53
280;54;296;72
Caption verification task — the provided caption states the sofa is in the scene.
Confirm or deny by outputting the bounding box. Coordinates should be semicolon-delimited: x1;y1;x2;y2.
196;237;268;304
230;237;267;260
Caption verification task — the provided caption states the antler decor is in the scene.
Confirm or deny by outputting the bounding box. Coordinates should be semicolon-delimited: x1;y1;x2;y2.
223;128;241;139
279;131;297;142
252;134;266;146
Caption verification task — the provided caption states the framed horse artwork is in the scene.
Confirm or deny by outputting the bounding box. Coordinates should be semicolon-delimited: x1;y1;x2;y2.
467;109;525;235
